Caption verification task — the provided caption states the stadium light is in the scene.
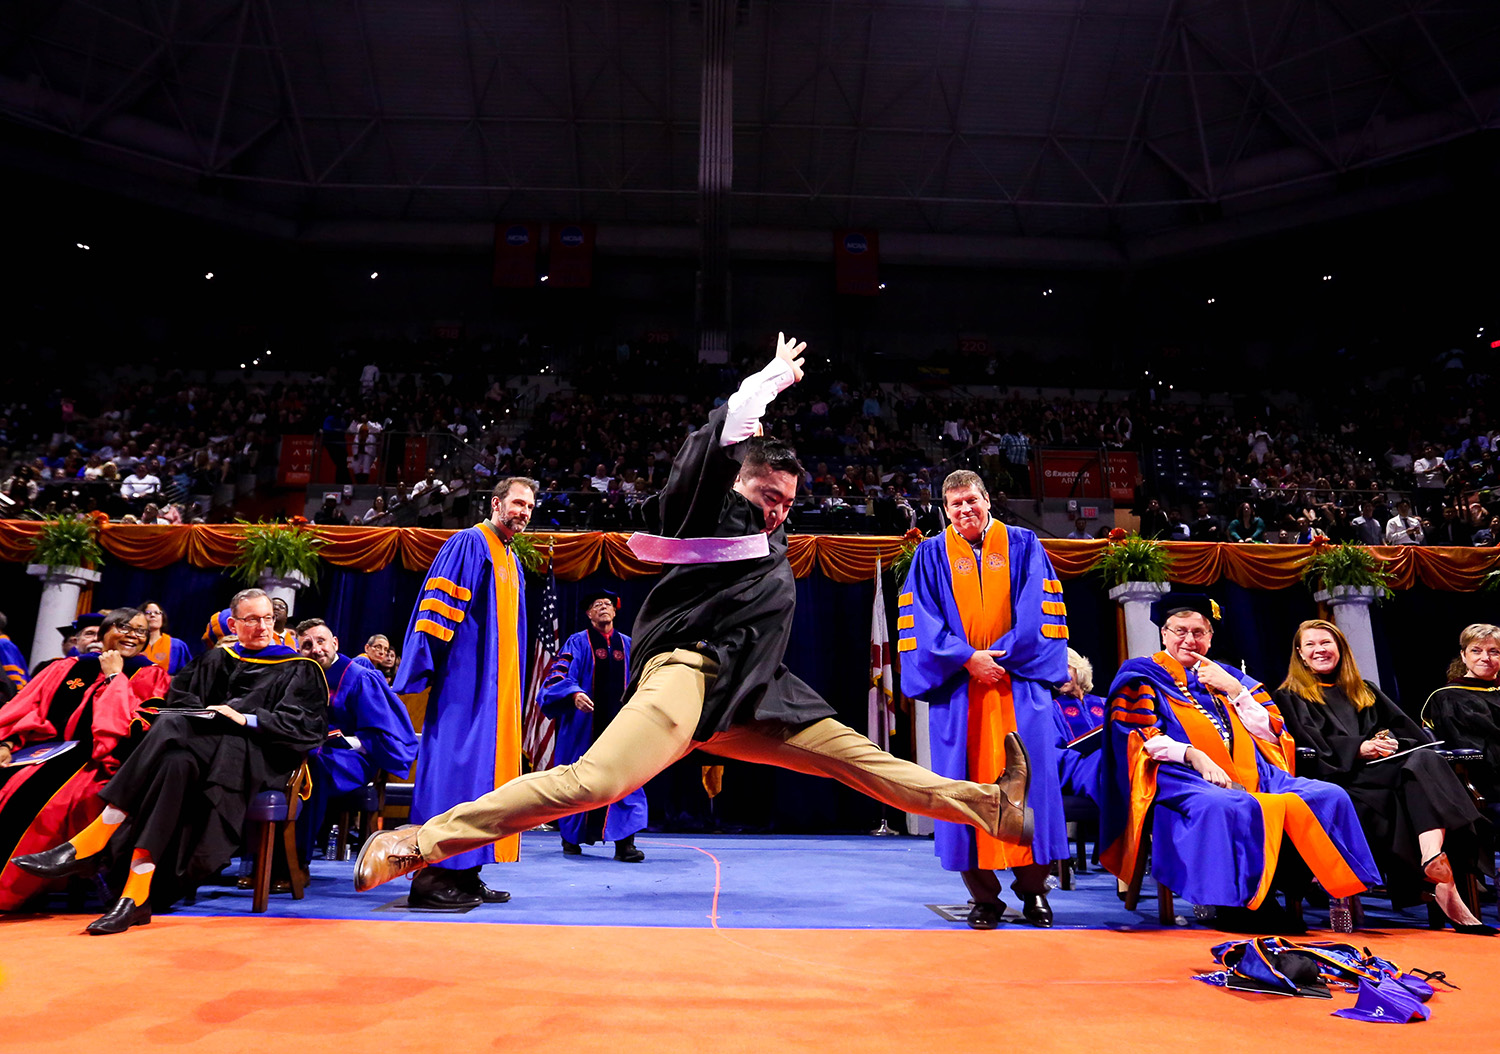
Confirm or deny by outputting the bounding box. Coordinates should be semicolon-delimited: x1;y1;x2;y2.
370;272;379;279
205;272;215;280
76;243;90;250
540;275;549;282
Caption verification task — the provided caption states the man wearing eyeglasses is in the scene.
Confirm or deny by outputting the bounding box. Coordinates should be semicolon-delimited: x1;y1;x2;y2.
1097;594;1378;933
14;588;328;935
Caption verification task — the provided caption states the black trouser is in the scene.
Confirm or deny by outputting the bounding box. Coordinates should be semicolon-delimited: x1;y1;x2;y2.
99;713;218;859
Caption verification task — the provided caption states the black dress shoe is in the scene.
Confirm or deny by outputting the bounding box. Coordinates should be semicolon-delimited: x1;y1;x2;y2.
613;836;645;863
967;902;1004;930
86;896;151;935
561;839;583;855
452;867;511;904
407;868;482;910
1019;893;1054;928
11;842;102;880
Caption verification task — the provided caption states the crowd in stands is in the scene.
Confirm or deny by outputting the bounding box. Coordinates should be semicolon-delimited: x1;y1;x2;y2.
3;335;1496;543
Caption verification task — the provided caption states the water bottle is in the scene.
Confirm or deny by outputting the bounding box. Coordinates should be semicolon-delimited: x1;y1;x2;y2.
1330;896;1354;933
327;824;341;861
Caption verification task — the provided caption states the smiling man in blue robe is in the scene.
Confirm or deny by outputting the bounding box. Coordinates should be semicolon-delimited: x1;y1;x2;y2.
539;590;647;862
899;469;1071;929
392;476;535;909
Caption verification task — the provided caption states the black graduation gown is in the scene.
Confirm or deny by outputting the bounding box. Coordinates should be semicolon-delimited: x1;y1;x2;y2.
101;644;328;905
1276;681;1485;903
1424;678;1500;799
628;404;835;741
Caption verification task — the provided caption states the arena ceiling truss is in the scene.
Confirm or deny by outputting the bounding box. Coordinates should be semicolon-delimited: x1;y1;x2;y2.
1;0;1497;267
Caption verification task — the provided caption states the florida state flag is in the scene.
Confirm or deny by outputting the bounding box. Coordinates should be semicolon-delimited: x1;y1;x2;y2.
493;222;539;288
834;229;880;295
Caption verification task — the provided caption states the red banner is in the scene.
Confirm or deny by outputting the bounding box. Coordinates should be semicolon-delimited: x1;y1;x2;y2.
277;435;317;486
548;223;595;288
493;223;539;288
834;230;880;296
1106;451;1140;502
1038;450;1107;499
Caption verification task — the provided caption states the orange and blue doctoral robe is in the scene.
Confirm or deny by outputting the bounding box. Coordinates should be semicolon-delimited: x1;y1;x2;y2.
538;627;646;845
1053;692;1105;805
394;523;527;869
0;634;28;692
298;653;418;858
898;522;1070;871
1100;652;1379;909
144;633;193;675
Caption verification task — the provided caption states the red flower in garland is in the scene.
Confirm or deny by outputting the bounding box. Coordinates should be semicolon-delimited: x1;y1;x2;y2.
287;515;310;528
1107;527;1129;543
89;511;110;528
902;527;924;543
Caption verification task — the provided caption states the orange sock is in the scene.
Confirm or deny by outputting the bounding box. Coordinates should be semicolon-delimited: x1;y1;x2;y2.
69;806;125;857
121;849;154;904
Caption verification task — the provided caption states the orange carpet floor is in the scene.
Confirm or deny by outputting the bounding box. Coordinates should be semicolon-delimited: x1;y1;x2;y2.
3;914;1495;1053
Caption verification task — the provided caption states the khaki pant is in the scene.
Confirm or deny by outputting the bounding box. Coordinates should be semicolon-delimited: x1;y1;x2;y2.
418;649;1005;863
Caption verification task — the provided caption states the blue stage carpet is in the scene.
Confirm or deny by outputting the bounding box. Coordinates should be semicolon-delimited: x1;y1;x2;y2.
172;832;1442;931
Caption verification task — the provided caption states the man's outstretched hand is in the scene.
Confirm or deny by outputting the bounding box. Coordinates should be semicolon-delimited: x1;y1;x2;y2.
776;331;807;383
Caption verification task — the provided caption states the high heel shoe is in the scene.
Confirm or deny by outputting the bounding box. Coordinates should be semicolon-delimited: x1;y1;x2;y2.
1427;900;1498;935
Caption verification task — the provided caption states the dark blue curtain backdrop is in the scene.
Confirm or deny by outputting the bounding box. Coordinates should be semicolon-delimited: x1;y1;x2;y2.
7;556;1493;834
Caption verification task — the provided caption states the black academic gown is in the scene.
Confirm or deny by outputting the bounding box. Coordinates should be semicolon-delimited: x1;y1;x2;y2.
1276;681;1485;904
628;405;835;741
100;643;328;906
1424;679;1500;800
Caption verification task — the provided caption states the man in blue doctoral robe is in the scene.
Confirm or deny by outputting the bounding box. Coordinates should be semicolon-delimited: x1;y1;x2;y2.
294;619;418;860
1052;648;1105;806
538;590;647;862
899;469;1070;928
392;476;533;909
1099;593;1379;931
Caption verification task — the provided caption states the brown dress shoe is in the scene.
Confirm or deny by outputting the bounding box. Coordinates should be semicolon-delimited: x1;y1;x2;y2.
354;825;425;892
991;731;1034;846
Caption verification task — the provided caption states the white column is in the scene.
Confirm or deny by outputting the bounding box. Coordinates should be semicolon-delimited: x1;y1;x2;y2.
906;698;934;837
1314;586;1381;689
1109;581;1171;659
26;563;103;665
257;569;311;618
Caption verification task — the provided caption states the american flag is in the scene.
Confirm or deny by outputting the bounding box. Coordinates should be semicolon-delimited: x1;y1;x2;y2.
522;561;559;770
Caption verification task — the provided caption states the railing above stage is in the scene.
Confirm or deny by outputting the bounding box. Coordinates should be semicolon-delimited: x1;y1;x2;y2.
0;522;1496;589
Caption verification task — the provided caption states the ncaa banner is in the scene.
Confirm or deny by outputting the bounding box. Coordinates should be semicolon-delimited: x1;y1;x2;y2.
493;222;540;288
834;229;880;295
548;223;596;288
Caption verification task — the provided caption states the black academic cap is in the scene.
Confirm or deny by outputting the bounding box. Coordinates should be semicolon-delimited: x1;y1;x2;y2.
58;612;106;637
581;589;621;611
1149;593;1221;627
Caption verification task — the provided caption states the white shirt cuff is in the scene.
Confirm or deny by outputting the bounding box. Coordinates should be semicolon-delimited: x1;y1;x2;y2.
1231;689;1277;742
720;358;797;447
1142;734;1189;765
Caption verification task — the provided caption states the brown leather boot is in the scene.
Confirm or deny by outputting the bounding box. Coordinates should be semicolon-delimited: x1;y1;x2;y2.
991;731;1033;846
354;825;425;892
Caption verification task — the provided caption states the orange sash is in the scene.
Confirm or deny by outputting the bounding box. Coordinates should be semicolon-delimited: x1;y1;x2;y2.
480;524;524;863
944;524;1030;869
